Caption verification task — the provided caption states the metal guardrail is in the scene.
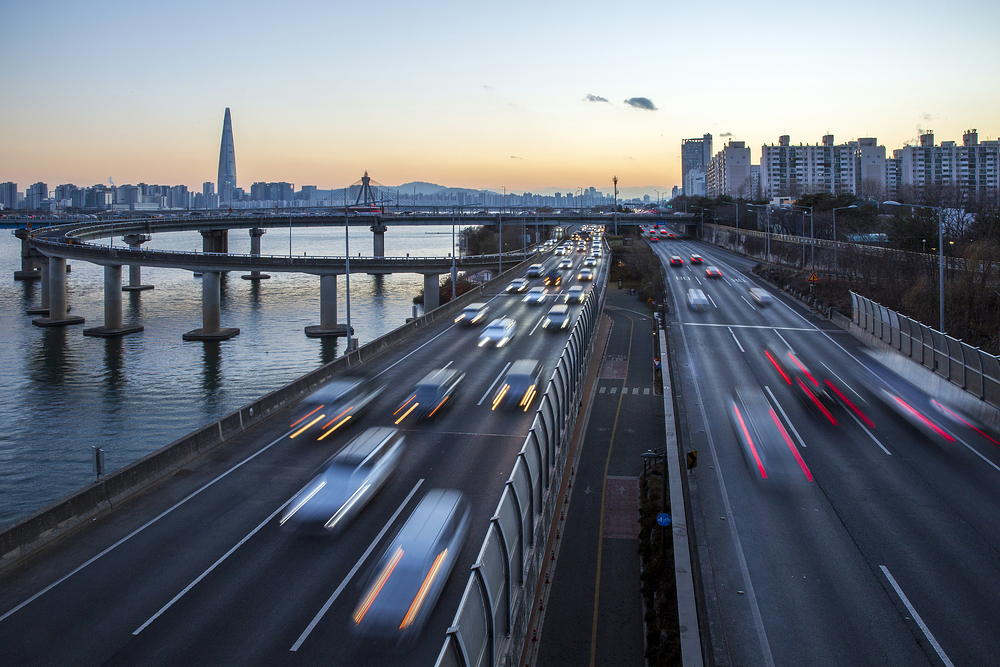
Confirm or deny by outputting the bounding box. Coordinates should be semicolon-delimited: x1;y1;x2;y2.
434;245;609;667
851;291;1000;409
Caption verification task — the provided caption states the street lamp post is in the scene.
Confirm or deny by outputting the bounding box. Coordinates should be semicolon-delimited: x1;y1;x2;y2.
783;204;814;268
831;204;858;273
343;188;353;350
884;201;945;332
718;201;739;232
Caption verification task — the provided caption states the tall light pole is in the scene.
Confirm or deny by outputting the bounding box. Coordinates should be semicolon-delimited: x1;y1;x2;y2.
499;187;504;276
783;204;814;268
343;188;352;350
613;176;619;236
885;201;945;332
654;189;660;208
831;204;858;273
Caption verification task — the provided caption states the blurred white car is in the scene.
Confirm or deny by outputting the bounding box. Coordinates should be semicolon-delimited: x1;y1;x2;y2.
523;287;547;304
479;317;517;347
565;286;586;303
454;302;489;325
505;279;530;293
687;288;710;311
749;288;774;306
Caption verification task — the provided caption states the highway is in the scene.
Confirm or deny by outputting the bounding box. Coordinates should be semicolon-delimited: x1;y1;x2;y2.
0;232;604;666
650;227;1000;666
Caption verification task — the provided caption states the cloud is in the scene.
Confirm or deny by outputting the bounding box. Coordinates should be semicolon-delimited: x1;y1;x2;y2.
584;94;609;103
720;132;733;137
921;112;933;122
510;155;523;160
623;97;657;111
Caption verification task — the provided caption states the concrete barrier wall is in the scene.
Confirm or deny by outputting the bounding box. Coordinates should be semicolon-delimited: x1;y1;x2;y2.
0;255;538;572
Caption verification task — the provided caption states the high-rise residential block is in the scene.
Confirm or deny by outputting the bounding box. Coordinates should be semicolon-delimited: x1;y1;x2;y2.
218;108;237;204
681;133;712;194
0;182;18;209
707;141;751;198
892;130;999;199
760;134;886;199
26;182;48;210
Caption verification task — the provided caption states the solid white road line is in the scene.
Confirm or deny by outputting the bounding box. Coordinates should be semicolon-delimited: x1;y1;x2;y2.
741;295;756;311
0;429;294;625
133;494;296;635
764;386;808;449
529;311;549;335
845;409;891;456
728;327;745;353
290;479;425;651
774;330;793;350
707;293;718;309
880;565;955;667
820;361;868;404
478;362;512;405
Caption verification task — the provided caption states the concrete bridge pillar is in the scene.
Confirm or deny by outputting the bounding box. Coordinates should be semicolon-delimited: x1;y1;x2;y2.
423;273;440;312
122;234;154;291
242;228;271;281
371;220;388;258
26;257;50;315
183;271;239;341
32;257;85;328
13;229;40;280
84;265;144;337
305;274;351;338
200;229;229;254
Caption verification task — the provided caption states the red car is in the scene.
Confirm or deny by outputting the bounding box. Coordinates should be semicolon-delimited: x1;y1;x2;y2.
705;266;722;279
690;255;703;264
669;256;684;267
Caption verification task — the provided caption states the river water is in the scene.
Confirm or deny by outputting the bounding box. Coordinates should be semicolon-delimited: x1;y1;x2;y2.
0;223;468;530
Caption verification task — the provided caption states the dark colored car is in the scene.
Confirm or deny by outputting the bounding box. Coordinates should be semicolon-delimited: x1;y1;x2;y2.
669;256;684;267
290;375;386;441
492;359;543;411
394;368;465;423
544;270;562;286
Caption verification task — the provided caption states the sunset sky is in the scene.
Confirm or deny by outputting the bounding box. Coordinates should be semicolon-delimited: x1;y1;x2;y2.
2;0;998;197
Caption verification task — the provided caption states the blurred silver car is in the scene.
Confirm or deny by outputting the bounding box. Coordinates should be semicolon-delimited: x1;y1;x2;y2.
454;302;489;326
279;427;405;534
542;304;571;331
394;368;465;423
479;317;517;347
749;288;774;306
687;288;709;311
353;489;471;642
290;375;386;441
523;287;548;304
564;286;586;304
505;278;530;293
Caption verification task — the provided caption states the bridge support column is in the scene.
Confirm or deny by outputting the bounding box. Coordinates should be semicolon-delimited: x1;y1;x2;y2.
305;274;351;338
368;220;389;275
84;265;144;337
26;257;50;315
423;273;440;312
200;229;229;254
241;228;271;280
183;271;239;341
14;229;40;280
32;257;85;327
122;234;154;291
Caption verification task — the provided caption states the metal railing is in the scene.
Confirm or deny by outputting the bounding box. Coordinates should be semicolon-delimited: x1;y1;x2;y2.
434;244;610;667
851;291;1000;408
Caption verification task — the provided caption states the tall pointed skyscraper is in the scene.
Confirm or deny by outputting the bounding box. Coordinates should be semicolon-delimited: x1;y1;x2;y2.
217;108;237;204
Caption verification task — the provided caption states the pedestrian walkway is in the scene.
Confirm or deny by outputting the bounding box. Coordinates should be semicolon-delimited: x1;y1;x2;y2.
527;286;662;666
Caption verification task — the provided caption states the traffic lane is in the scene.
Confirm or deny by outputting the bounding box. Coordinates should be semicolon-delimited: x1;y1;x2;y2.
677;322;929;665
0;282;573;664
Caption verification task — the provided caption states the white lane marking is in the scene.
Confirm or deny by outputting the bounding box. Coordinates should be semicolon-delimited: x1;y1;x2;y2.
633;388;639;395
0;429;293;625
707;293;718;309
953;432;1000;474
610;387;618;394
741;295;757;311
774;330;793;350
290;479;425;651
478;362;512;405
677;322;775;667
599;386;606;394
134;492;297;635
644;388;650;395
529;311;549;335
879;566;955;667
442;359;454;369
820;361;867;404
845;409;891;456
728;327;745;353
764;386;807;449
695;276;703;286
682;323;822;330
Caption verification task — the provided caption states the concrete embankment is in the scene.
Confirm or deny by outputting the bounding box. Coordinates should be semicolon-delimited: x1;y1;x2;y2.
0;258;534;572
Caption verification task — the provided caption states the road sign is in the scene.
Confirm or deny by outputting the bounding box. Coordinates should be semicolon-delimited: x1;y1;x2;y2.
809;273;819;282
656;513;672;527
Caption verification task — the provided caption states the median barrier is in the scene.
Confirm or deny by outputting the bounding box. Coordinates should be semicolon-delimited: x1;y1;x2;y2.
0;254;537;573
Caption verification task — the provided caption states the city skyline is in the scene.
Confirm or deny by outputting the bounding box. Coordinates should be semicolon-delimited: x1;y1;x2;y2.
2;0;998;193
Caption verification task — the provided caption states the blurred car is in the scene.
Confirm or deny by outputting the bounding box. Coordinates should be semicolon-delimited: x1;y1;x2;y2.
523;286;548;304
565;286;586;303
554;246;567;256
749;288;774;306
526;264;544;278
729;388;813;483
394;368;465;423
505;279;530;293
583;256;597;267
290;375;386;441
649;235;659;243
577;268;594;281
690;254;703;264
454;302;489;326
687;288;709;311
478;317;517;347
591;248;601;257
352;489;471;642
544;270;562;287
705;266;722;279
492;359;543;411
765;344;838;425
558;258;573;270
669;256;684;267
279;427;404;534
542;304;572;331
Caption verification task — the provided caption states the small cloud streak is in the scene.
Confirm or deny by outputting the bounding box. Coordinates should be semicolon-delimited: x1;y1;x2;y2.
720;132;733;137
584;94;609;103
921;112;933;121
624;97;657;111
510;155;523;160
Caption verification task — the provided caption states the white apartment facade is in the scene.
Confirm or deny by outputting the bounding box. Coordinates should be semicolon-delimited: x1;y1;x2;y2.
760;135;886;199
893;130;999;199
706;141;751;198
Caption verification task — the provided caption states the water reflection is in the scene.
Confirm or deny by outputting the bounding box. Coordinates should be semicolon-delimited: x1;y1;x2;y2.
371;274;385;295
103;337;125;393
126;290;143;321
30;327;73;385
20;279;36;306
320;337;339;365
202;341;223;396
249;280;262;311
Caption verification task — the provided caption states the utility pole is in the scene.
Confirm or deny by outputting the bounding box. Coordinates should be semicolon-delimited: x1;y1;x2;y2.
613;176;619;236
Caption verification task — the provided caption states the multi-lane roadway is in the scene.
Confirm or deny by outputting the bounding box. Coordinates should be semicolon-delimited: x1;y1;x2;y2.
649;227;1000;666
0;230;605;666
